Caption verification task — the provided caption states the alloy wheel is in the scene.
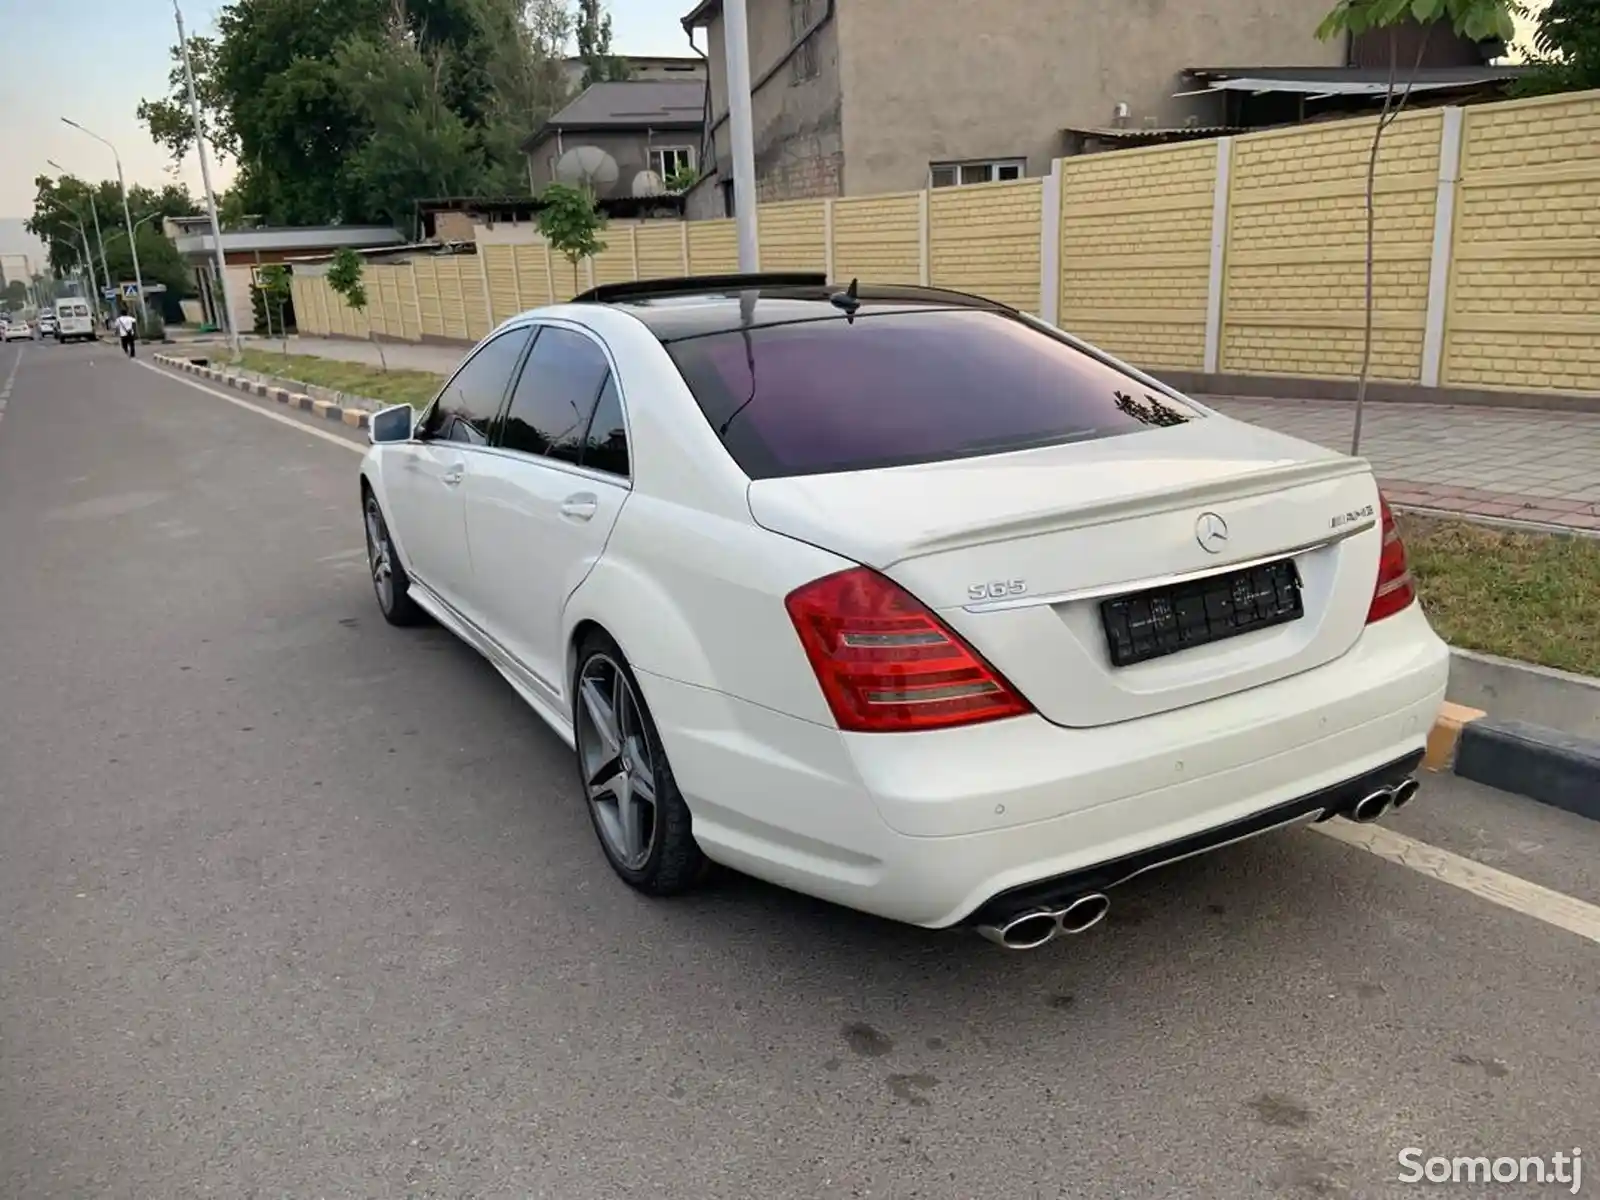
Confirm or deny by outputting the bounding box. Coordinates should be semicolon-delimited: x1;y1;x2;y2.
364;498;395;612
576;654;659;871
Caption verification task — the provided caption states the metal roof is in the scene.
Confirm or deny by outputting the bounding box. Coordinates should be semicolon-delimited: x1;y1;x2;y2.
1182;64;1526;98
543;80;705;130
171;225;404;257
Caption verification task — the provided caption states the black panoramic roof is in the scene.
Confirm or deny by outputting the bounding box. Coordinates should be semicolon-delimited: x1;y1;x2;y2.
570;273;1015;342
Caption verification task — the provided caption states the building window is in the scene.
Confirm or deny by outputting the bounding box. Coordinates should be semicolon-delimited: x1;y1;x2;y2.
929;160;1026;188
790;0;819;83
650;146;696;182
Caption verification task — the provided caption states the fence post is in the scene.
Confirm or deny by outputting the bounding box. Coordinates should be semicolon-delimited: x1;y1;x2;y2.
680;223;691;274
480;249;494;331
543;241;556;305
630;225;641;281
1038;159;1064;325
824;198;836;281
1421;107;1464;389
918;190;931;286
1203;137;1235;376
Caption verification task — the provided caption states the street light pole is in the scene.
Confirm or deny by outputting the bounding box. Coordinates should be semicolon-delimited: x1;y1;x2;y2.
48;158;112;320
722;0;760;272
175;0;239;358
61;117;148;324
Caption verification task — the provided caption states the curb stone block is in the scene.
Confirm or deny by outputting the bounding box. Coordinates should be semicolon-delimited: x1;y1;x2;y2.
270;387;291;405
1454;720;1600;823
1425;702;1486;772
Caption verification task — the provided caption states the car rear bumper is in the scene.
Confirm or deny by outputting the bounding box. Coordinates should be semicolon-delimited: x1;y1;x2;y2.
644;604;1450;928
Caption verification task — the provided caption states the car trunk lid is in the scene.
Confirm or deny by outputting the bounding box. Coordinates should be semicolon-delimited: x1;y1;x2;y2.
748;419;1383;728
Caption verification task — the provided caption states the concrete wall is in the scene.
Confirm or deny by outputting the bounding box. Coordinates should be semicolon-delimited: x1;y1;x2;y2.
700;0;845;207
292;88;1600;400
525;128;703;199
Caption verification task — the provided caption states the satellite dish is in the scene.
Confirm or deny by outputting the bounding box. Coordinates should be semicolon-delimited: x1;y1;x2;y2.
556;145;621;195
632;170;666;198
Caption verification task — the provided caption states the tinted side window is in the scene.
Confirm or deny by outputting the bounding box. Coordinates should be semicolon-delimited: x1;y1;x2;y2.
580;376;629;477
664;308;1203;480
422;328;531;444
499;327;611;465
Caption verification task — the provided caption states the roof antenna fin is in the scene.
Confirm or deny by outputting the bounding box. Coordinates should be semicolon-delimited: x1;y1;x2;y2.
829;277;861;320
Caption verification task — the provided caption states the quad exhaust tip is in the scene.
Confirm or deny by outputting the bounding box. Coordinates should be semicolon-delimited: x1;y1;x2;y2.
1350;788;1394;823
977;893;1111;951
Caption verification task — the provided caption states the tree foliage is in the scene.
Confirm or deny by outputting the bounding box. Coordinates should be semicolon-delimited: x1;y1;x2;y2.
576;0;630;86
536;184;607;292
25;174;200;318
326;247;388;369
137;0;575;230
1316;0;1520;41
1517;0;1600;94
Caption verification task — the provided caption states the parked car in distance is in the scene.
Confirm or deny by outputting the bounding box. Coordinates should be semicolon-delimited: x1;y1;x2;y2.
357;273;1450;950
53;298;96;343
2;315;33;342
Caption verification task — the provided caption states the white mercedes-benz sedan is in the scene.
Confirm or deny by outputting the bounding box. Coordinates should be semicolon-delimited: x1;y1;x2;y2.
358;273;1449;950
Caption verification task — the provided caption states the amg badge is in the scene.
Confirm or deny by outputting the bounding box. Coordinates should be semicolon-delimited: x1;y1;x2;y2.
1331;504;1375;531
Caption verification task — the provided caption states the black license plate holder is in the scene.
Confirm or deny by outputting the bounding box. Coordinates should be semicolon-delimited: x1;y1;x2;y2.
1101;558;1304;668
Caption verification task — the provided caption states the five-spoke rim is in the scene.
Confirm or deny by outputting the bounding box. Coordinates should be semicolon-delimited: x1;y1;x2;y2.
576;653;658;871
364;498;394;611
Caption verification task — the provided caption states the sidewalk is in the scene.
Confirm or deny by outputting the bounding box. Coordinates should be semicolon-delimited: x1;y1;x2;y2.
236;335;1600;534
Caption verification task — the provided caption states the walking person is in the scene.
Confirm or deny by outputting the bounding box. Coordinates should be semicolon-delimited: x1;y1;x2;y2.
115;309;138;359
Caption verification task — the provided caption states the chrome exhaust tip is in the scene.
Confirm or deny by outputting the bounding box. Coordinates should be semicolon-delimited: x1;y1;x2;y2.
976;893;1112;950
1349;788;1394;823
1059;893;1111;935
978;910;1062;951
1389;777;1420;811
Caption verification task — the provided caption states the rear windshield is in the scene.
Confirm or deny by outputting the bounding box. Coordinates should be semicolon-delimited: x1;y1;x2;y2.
664;308;1203;479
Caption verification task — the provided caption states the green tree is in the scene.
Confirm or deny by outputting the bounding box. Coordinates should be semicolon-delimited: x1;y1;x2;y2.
254;264;294;349
137;0;573;227
1517;0;1600;94
536;184;607;296
26;174;199;321
4;281;27;308
576;0;630;86
326;247;387;370
1316;0;1522;455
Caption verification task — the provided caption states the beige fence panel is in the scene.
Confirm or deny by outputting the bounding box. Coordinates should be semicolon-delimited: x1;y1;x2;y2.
931;179;1042;315
832;192;921;284
1443;91;1600;394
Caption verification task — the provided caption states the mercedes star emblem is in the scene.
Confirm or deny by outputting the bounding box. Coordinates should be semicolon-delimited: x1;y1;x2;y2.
1195;512;1229;554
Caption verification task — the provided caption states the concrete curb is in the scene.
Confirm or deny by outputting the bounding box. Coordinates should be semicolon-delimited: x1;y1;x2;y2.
1429;653;1600;824
151;353;1600;822
154;353;372;430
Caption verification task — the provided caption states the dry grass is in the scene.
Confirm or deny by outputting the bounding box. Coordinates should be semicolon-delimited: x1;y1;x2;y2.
237;350;444;409
1402;514;1600;677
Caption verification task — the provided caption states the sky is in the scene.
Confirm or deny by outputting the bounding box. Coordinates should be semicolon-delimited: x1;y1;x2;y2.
0;0;688;267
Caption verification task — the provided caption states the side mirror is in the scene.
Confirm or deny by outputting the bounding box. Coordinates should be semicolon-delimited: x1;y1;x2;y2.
369;404;415;445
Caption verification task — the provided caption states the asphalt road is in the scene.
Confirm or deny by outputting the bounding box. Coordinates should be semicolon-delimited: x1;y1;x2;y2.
1;337;1596;1200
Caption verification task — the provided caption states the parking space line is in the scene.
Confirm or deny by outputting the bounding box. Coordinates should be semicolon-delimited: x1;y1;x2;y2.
1315;820;1600;945
136;350;1600;950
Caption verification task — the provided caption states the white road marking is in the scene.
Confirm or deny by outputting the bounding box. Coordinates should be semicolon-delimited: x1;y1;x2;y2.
0;345;23;425
134;358;361;454
135;350;1600;949
1315;820;1600;946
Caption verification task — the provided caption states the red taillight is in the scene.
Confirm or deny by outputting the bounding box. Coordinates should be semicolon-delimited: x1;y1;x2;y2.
784;567;1033;733
1367;494;1416;624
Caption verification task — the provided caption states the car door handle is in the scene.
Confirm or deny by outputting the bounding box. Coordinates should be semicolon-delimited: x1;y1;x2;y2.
560;494;598;521
441;464;465;487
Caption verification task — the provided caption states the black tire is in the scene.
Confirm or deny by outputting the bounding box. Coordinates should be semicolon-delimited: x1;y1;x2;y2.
573;629;708;896
362;489;426;627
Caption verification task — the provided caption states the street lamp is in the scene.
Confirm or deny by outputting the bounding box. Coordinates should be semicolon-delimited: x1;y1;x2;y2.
45;158;111;311
174;0;239;357
61;117;148;323
44;205;102;313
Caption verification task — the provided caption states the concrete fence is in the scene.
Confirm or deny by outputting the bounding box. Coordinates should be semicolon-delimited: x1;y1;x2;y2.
291;86;1600;399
